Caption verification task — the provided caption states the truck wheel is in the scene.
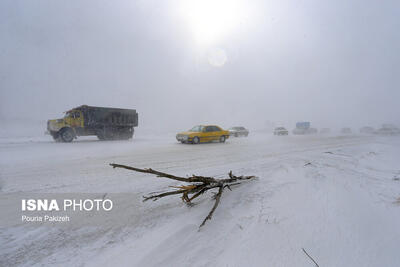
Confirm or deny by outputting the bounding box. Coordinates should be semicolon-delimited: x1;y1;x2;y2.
96;130;105;140
219;136;226;143
192;136;200;144
96;129;107;140
97;129;115;140
60;128;74;142
105;130;115;140
100;128;117;140
119;128;133;140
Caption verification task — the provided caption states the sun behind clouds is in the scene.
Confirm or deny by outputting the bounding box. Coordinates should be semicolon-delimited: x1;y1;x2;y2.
179;0;249;45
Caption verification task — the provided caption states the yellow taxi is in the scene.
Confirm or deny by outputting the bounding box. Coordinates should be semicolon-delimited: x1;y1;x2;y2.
176;125;230;144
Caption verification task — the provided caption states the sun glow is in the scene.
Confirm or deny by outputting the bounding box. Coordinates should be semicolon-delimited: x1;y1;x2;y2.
180;0;247;45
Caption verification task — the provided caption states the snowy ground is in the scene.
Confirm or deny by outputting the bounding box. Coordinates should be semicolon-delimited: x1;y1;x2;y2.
1;131;400;266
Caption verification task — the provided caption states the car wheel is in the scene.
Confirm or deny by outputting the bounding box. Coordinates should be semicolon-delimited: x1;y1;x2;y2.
60;128;74;142
219;135;226;143
192;136;200;144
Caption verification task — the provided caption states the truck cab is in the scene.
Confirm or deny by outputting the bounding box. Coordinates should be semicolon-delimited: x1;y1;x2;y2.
47;110;81;142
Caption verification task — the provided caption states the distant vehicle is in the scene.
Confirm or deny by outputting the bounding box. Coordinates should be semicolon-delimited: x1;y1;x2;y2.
296;122;310;129
375;125;400;135
228;126;249;137
47;105;138;142
320;128;331;134
273;127;288;135
176;125;230;144
341;128;352;134
382;124;397;129
292;122;317;135
360;126;374;134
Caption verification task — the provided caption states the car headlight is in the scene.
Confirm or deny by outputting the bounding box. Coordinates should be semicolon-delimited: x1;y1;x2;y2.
176;134;189;140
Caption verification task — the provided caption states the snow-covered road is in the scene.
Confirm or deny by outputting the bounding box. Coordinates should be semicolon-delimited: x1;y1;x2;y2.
1;133;400;266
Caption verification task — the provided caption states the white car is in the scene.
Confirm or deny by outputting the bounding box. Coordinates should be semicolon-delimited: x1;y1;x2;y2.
273;127;288;135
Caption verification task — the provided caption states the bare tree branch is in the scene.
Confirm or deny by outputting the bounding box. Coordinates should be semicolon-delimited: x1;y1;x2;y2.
110;163;256;227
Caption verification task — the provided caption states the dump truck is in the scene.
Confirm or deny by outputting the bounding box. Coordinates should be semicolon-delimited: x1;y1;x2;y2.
47;105;138;142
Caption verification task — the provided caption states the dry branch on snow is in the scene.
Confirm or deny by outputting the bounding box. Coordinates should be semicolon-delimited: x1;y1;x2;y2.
110;163;256;227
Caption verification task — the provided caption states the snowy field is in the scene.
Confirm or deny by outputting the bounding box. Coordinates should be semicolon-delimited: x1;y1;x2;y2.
1;131;400;266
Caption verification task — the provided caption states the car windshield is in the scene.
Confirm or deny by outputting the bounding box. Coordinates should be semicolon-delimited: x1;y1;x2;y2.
189;125;203;132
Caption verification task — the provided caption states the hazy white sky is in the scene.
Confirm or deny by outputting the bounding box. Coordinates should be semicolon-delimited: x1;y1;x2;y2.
1;0;399;130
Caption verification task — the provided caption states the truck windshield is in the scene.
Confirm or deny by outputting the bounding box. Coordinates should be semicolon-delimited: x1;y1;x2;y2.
189;126;203;132
64;111;80;118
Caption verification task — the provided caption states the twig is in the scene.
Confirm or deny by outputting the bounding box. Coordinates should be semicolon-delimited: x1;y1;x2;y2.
302;248;319;267
110;163;217;183
200;186;224;227
143;189;187;202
